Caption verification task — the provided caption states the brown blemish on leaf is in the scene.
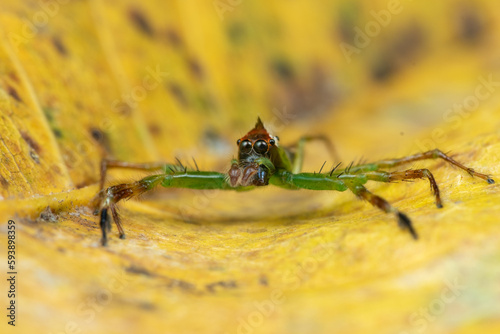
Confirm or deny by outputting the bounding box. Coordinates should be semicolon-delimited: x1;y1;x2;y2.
271;64;339;120
148;123;162;136
128;8;154;37
371;23;425;82
165;28;183;48
456;4;485;45
20;131;41;163
206;280;238;293
167;279;196;292
167;82;188;108
7;85;22;103
52;36;68;56
0;176;9;188
187;57;204;79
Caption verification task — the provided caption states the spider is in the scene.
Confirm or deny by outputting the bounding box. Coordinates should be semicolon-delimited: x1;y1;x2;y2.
95;118;495;246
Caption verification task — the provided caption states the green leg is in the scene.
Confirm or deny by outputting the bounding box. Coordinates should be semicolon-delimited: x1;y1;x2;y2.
99;170;237;246
93;159;190;213
348;149;494;184
271;170;417;239
287;135;339;174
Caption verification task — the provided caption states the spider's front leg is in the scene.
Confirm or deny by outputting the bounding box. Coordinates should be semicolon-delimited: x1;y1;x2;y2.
97;167;250;246
98;174;165;245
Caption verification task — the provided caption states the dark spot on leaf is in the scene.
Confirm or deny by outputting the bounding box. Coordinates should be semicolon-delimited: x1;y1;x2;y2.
8;73;19;83
167;279;196;292
206;280;237;293
52;36;68;56
371;23;424;82
126;265;154;277
7;85;22;103
20;132;41;153
42;107;54;122
187;57;204;79
20;131;41;163
166;82;188;108
0;176;9;188
90;128;103;142
271;58;295;82
89;127;111;153
371;58;396;82
128;8;154;37
148;123;161;136
53;128;63;138
270;64;340;120
138;302;156;310
456;5;484;45
259;275;268;286
227;23;246;44
165;28;183;47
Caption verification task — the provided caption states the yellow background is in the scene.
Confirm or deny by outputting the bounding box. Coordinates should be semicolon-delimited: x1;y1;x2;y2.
0;0;499;333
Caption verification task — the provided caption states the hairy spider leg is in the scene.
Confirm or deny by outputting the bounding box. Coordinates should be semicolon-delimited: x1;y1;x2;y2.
99;170;246;245
269;170;418;238
364;169;443;208
99;159;168;191
342;179;418;239
348;149;494;184
286;135;340;174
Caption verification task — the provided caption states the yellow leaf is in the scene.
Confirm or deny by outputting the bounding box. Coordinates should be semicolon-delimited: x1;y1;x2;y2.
1;1;499;334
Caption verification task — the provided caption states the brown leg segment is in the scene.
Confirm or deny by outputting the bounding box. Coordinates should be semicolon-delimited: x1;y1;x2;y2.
366;169;443;208
99;174;165;246
344;181;418;239
374;149;494;184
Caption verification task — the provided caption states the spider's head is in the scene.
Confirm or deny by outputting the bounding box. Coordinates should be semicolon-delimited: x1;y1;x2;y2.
236;117;278;162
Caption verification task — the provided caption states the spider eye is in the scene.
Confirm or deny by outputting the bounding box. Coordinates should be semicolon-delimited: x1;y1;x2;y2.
254;140;268;154
269;139;275;145
237;139;241;145
239;140;252;153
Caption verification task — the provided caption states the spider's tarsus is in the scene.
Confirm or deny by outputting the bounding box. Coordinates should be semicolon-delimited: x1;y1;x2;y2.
100;208;109;246
119;234;126;240
397;212;418;240
436;203;443;209
487;178;495;184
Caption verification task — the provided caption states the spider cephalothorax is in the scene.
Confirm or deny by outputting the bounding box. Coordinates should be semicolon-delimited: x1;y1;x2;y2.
236;117;277;162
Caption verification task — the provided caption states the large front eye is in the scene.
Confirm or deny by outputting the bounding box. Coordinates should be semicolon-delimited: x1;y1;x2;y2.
254;140;268;154
239;140;252;153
